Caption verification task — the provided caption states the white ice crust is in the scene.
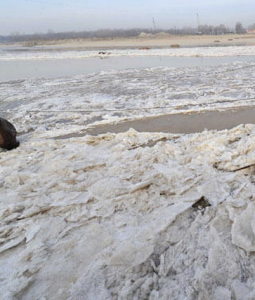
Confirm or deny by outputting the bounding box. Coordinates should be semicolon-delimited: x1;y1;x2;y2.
1;45;255;61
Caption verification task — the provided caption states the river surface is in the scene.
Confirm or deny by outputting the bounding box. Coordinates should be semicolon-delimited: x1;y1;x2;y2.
1;45;255;81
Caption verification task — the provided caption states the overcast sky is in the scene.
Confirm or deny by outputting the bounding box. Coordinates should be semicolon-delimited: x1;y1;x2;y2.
0;0;254;35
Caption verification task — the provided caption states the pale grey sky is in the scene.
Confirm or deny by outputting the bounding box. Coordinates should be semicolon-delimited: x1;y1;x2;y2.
0;0;254;35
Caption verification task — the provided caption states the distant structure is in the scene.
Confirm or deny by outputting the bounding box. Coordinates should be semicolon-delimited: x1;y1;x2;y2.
153;18;156;30
196;13;200;28
196;13;202;35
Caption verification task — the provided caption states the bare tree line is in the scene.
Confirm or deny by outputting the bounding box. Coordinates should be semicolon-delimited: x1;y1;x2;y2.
0;22;253;43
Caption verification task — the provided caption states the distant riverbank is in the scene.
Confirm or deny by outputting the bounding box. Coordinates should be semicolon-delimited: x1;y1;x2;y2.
1;33;255;51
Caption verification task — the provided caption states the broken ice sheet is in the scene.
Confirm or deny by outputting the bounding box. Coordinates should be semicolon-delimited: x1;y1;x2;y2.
2;60;255;137
231;203;255;252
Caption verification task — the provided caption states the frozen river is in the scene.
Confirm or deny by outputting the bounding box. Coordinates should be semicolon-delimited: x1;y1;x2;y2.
1;45;255;81
1;51;255;136
2;45;255;300
1;55;255;82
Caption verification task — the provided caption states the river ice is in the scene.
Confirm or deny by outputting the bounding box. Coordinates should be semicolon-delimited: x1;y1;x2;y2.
1;47;255;299
1;60;255;137
1;45;255;61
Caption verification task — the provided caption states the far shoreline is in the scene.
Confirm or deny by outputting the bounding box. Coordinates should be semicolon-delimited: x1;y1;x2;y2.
1;33;255;51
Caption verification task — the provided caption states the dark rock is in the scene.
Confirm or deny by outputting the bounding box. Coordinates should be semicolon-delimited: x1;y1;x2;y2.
192;196;211;210
139;47;150;50
170;44;180;48
0;118;19;150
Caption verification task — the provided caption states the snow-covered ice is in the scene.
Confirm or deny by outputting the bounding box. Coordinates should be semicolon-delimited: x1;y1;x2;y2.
2;46;255;299
1;45;255;61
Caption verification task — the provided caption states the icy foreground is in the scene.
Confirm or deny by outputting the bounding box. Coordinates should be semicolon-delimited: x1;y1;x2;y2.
1;125;255;299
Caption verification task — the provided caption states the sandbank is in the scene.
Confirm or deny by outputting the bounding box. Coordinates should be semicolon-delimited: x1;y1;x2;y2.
3;33;255;51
